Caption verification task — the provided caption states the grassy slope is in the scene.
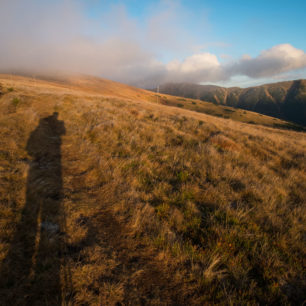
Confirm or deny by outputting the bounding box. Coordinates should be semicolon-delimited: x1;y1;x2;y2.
68;76;303;130
154;94;303;131
3;74;301;130
0;75;305;305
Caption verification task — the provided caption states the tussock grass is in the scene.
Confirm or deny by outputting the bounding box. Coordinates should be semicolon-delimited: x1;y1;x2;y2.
0;75;305;305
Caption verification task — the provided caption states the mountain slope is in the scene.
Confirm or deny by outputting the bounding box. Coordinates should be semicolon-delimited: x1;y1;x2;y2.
157;80;306;125
0;75;305;304
2;74;302;131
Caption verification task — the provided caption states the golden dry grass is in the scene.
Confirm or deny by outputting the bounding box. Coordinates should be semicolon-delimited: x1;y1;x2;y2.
1;73;301;131
0;75;305;305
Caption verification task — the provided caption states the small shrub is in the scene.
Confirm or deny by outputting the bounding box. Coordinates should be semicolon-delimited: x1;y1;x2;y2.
12;97;20;107
156;203;170;219
177;171;189;183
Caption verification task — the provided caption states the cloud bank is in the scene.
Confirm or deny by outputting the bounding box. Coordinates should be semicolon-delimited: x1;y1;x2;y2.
228;44;306;79
0;0;306;88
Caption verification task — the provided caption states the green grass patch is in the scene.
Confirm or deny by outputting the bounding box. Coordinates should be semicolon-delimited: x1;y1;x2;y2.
11;97;20;107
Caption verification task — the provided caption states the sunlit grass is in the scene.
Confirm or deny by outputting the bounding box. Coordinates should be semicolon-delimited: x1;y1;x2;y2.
0;75;305;304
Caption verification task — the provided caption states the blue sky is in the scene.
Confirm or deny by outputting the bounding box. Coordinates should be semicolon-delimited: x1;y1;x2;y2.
84;0;306;58
1;0;306;87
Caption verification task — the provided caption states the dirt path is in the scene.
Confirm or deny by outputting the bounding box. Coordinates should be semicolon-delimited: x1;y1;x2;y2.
57;117;193;305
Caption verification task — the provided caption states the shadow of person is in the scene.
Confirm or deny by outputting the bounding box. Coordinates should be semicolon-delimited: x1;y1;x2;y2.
0;112;66;305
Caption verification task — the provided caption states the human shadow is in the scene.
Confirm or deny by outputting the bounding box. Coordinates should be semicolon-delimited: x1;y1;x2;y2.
0;112;66;305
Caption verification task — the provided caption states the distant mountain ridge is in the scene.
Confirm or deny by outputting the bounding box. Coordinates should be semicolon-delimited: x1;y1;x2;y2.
157;80;306;125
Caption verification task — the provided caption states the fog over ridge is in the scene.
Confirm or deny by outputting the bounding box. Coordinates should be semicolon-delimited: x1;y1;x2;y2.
1;0;306;88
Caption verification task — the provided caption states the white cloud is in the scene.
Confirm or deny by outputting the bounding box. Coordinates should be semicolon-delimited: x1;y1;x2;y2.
229;44;306;78
169;53;220;73
164;53;222;83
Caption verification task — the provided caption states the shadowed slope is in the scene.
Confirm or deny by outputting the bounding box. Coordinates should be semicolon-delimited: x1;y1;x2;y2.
157;80;306;125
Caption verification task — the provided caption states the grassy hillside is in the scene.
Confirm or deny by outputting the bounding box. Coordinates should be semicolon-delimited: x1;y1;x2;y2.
2;74;302;131
0;75;305;305
157;80;306;126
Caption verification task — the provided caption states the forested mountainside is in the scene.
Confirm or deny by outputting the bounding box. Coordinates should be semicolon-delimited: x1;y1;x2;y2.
157;79;306;125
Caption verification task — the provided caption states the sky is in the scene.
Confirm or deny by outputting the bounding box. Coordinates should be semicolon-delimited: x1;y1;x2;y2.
0;0;306;88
